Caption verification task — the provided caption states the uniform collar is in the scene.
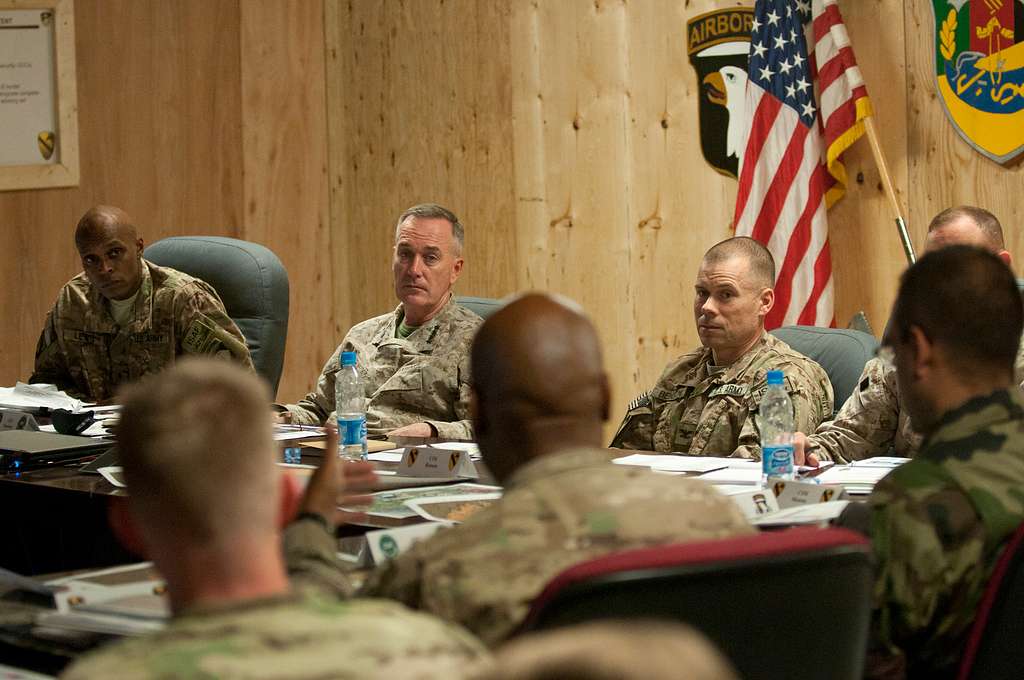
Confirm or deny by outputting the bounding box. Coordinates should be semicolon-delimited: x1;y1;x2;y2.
688;330;772;386
504;446;615;490
82;260;155;333
372;295;456;349
921;388;1024;459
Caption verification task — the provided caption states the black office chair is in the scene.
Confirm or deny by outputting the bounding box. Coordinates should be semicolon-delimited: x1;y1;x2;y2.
520;527;873;680
770;325;878;413
956;522;1024;680
144;236;289;397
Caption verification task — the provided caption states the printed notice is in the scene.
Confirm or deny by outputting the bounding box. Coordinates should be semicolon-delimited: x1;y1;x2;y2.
0;9;58;166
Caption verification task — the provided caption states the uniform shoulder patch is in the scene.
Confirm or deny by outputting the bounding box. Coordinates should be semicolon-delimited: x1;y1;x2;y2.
182;316;221;355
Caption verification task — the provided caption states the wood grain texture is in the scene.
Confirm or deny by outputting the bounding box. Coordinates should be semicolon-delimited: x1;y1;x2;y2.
904;0;1024;259
240;0;334;402
324;0;518;338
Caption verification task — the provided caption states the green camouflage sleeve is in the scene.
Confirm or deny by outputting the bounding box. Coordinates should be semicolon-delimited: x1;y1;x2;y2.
29;309;77;395
609;392;655;450
866;476;989;671
282;516;355;597
806;358;900;464
175;284;254;370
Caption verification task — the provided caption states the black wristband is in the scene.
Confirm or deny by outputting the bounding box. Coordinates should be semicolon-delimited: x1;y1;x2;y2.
294;511;331;531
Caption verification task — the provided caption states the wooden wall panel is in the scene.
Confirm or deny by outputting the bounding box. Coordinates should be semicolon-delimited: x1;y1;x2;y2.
328;0;1010;431
325;0;518;338
826;0;910;335
240;0;334;402
904;1;1024;259
0;0;244;387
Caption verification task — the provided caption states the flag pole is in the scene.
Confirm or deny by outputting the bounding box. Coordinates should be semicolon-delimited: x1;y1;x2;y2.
862;116;915;264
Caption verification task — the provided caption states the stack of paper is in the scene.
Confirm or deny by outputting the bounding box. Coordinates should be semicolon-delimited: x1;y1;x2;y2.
613;454;734;474
0;382;86;413
815;461;905;495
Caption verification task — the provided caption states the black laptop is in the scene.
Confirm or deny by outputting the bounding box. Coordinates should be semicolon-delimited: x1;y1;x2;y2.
0;430;112;471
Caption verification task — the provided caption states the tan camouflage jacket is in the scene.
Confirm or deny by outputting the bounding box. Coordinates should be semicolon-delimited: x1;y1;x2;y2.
805;357;922;464
846;389;1024;678
31;260;252;402
60;592;489;679
283;298;481;438
807;338;1024;464
611;332;833;458
298;446;753;646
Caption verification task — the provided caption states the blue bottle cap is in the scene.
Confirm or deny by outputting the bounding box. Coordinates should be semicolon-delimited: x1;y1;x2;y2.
766;370;784;385
340;351;357;367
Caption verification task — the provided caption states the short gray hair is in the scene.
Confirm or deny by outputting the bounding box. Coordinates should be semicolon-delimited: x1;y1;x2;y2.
395;203;464;253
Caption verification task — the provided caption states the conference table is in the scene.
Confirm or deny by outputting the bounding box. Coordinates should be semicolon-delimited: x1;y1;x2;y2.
0;436;496;576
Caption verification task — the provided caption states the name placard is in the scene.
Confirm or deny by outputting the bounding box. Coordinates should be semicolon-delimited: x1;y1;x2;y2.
399;446;477;479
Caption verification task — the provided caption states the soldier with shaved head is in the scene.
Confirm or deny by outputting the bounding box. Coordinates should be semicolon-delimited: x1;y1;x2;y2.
612;236;833;458
286;293;752;646
30;205;251;401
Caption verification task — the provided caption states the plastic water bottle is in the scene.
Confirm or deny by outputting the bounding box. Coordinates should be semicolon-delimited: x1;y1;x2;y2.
335;351;367;461
760;369;795;484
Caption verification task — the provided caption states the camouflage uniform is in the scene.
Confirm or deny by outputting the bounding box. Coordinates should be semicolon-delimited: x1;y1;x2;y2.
60;593;489;679
842;389;1024;678
611;332;833;458
31;260;252;402
806;337;1024;464
283;298;481;438
287;447;754;646
804;357;923;464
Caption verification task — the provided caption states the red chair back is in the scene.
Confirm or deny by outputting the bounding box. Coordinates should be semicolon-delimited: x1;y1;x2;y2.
520;527;873;680
957;521;1024;680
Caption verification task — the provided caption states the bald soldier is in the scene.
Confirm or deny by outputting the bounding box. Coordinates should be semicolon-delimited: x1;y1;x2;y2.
286;293;752;645
61;359;488;679
31;205;252;401
276;203;481;438
612;237;833;458
797;206;1024;465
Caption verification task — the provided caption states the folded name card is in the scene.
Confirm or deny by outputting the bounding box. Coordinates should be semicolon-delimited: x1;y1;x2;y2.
399;446;477;479
768;478;846;508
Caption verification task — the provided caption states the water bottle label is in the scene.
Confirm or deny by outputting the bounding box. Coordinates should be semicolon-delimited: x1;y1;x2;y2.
338;415;366;445
762;444;794;477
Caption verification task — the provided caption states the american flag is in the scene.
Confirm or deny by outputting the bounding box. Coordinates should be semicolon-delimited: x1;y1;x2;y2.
733;0;871;328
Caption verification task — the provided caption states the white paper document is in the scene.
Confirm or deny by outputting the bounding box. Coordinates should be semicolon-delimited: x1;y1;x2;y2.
368;449;405;462
815;464;895;494
699;466;763;485
0;382;85;412
613;454;736;474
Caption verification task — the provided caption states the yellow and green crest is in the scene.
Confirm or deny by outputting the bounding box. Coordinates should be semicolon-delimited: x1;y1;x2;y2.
931;0;1024;165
